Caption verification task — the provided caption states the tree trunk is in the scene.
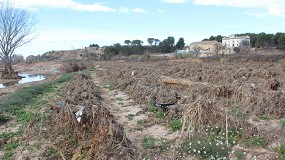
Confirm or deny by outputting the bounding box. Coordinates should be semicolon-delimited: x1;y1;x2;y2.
1;63;20;79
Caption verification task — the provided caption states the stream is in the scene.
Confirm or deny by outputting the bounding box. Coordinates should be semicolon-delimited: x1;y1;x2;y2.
0;74;46;89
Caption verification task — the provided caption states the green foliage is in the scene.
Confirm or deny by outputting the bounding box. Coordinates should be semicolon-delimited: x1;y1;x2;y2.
179;138;229;159
260;113;270;121
233;47;241;53
273;142;285;160
142;136;170;152
147;38;154;46
148;100;157;113
0;72;76;115
142;136;156;149
0;115;12;125
244;135;268;148
126;114;134;121
168;118;182;132
175;37;185;49
137;119;147;125
179;127;243;159
89;44;99;48
280;118;285;129
156;111;168;120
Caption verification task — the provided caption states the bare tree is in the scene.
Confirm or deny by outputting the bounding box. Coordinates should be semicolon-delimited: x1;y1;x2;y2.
193;46;202;57
0;1;36;79
213;43;226;56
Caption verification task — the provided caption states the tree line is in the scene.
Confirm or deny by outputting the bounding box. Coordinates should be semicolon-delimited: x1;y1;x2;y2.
203;32;285;49
101;36;185;60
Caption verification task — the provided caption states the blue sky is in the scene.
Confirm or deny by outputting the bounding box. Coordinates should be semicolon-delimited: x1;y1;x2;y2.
10;0;285;57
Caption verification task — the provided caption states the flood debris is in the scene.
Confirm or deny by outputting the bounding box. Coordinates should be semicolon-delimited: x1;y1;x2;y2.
27;73;139;159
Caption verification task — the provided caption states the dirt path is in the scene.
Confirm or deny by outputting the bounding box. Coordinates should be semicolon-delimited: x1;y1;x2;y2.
91;70;178;153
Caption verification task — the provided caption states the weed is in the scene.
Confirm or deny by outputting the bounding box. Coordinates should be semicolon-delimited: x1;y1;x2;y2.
235;149;246;160
40;148;58;157
244;135;268;148
280;118;285;130
126;114;134;121
168;118;182;132
118;102;124;105
180;137;229;159
115;97;124;101
272;142;285;160
137;119;148;125
0;115;12;125
142;136;170;152
156;111;168;120
260;113;270;121
148;100;157;113
142;135;156;149
4;141;18;151
104;81;116;91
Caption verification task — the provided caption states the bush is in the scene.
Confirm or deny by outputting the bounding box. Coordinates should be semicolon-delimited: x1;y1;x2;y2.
61;60;92;73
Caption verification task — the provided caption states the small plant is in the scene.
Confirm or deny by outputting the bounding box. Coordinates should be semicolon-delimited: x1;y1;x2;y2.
168;118;182;132
244;135;268;148
126;114;134;121
142;135;156;149
137;119;147;125
260;113;270;121
280;118;285;130
0;115;12;125
141;136;170;152
235;149;246;160
156;111;168;120
105;81;116;91
115;97;124;101
148;100;157;113
272;142;285;159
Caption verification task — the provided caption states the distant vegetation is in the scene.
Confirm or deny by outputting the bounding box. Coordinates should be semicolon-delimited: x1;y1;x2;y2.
101;36;185;60
204;32;285;49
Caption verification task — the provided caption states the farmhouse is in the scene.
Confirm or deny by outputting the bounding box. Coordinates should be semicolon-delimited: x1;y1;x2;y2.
189;41;220;53
222;34;250;49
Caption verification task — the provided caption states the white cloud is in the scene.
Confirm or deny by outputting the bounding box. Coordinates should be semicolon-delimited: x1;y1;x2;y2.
158;10;166;13
162;0;187;3
132;8;147;13
118;7;129;13
193;0;285;17
12;0;115;12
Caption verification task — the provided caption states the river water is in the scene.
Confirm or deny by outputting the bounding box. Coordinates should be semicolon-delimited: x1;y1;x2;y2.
0;74;46;89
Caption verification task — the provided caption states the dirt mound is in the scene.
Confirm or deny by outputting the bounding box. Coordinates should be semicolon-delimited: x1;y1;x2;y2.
47;74;138;159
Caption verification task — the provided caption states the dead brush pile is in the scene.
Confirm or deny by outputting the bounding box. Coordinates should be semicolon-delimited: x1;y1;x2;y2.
46;73;138;159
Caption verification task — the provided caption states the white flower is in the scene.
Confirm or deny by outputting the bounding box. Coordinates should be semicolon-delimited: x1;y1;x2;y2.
197;141;201;144
197;150;200;153
193;149;196;152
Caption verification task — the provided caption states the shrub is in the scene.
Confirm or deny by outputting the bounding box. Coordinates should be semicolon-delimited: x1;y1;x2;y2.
61;60;92;73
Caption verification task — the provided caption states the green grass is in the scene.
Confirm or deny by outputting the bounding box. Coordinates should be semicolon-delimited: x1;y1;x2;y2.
244;135;268;148
137;119;148;125
280;118;285;130
126;114;134;121
142;136;156;149
168;118;182;132
148;100;157;113
0;115;12;125
273;142;285;160
142;135;170;152
0;72;77;115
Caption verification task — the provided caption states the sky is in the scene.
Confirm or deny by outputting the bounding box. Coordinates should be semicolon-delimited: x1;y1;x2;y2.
9;0;285;57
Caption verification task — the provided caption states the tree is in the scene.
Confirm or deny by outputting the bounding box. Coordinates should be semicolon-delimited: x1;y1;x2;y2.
131;40;143;46
277;35;285;45
0;2;36;79
213;43;222;55
167;36;175;47
124;40;131;45
175;37;185;49
209;36;215;41
154;39;160;46
89;44;99;47
215;35;223;43
147;38;154;46
193;46;202;56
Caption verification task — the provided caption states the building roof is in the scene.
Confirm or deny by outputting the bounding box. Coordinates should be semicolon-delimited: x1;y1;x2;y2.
223;34;250;39
190;41;219;46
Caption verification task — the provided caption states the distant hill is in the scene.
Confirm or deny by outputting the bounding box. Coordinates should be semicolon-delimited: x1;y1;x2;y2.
41;47;104;61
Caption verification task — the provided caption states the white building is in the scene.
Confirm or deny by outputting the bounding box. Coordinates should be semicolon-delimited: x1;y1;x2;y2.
222;35;250;49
